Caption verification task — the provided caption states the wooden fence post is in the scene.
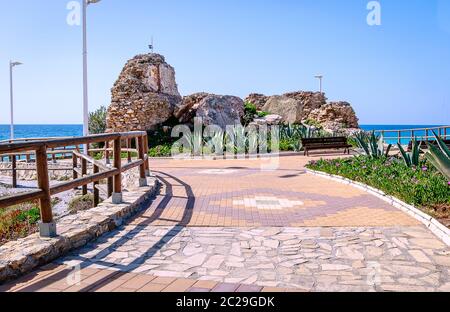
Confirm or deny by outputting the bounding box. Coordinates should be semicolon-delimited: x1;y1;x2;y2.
35;145;56;237
72;153;78;179
112;137;122;204
51;148;56;164
144;134;150;176
93;165;99;207
138;136;147;187
105;141;111;165
127;139;132;163
11;154;17;188
81;158;87;195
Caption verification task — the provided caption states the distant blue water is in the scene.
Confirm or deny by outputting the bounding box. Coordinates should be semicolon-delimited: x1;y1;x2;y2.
0;124;446;145
0;125;82;142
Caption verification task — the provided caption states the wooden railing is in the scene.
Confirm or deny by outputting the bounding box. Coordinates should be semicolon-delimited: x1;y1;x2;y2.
374;125;450;145
0;131;150;237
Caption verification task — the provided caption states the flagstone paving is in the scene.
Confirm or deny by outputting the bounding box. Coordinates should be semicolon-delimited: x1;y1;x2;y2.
2;155;450;292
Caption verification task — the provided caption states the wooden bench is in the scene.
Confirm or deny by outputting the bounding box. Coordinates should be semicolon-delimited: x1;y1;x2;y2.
301;137;352;156
407;139;450;152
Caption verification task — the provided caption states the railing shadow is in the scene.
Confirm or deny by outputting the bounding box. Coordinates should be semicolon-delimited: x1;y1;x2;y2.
16;170;195;292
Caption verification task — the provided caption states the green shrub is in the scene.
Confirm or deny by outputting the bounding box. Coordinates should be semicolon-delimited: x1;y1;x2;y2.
257;111;269;118
307;156;450;211
243;102;258;126
89;106;107;135
68;194;94;214
148;145;172;157
0;202;41;245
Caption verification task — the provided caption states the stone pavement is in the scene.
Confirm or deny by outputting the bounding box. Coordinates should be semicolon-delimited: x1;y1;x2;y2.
2;155;450;292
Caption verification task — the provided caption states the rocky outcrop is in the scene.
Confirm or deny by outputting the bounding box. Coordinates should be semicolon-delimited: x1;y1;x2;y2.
196;95;244;129
244;94;269;110
106;54;182;132
245;91;359;131
105;53;359;132
308;101;359;132
175;92;210;123
262;96;304;124
250;114;283;126
283;92;327;120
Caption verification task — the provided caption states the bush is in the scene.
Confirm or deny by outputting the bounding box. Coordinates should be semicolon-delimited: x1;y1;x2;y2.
148;144;172;157
243;102;257;126
0;202;41;245
89;106;107;135
307;156;450;214
68;194;94;214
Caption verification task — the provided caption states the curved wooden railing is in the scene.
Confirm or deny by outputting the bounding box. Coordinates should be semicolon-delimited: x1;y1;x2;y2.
374;125;450;145
0;131;150;237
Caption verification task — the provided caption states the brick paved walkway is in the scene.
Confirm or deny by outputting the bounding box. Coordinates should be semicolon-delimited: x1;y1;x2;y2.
2;155;450;292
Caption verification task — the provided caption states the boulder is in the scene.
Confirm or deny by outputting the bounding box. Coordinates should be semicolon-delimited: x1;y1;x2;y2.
245;93;270;110
106;53;182;132
250;114;283;126
308;101;359;131
175;92;210;123
262;95;304;124
196;95;244;129
283;91;327;120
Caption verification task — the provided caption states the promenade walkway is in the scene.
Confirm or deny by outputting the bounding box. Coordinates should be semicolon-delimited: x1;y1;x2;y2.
2;155;450;292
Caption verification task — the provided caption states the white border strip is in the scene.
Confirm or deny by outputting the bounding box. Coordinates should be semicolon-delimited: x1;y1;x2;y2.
306;168;450;246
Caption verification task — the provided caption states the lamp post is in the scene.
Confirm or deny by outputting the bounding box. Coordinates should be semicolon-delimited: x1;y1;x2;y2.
9;61;23;140
82;0;101;153
315;75;323;94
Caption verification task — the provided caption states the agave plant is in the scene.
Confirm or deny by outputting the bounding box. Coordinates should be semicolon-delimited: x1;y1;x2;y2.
398;139;421;168
354;131;392;159
425;131;450;180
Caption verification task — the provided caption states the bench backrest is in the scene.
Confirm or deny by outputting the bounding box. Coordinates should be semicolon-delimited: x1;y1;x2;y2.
301;137;348;146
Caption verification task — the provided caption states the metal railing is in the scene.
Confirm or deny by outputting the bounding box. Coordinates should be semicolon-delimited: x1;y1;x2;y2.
373;125;450;145
0;131;150;237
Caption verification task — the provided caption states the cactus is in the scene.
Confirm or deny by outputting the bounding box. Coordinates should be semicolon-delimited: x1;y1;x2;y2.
398;139;421;167
425;131;450;180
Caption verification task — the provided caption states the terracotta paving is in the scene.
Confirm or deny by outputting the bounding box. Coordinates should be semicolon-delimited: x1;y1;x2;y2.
131;156;419;228
2;155;449;292
0;263;291;293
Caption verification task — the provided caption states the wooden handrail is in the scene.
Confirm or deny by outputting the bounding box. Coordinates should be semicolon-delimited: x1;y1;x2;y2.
0;131;150;238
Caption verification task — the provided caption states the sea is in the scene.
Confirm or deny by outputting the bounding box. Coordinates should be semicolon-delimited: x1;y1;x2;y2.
0;124;445;145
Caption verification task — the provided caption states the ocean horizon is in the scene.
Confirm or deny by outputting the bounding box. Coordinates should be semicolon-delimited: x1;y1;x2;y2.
0;124;446;143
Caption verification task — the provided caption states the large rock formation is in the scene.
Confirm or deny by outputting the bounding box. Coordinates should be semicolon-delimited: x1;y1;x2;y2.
175;92;210;123
105;53;359;133
106;54;182;132
262;96;304;124
245;91;359;131
308;101;359;132
196;95;244;129
244;94;269;110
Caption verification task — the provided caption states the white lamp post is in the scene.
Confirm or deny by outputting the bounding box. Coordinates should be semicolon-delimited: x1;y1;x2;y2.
9;61;23;140
315;75;323;94
82;0;101;153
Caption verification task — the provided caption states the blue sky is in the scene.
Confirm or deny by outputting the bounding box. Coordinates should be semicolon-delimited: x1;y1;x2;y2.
0;0;449;125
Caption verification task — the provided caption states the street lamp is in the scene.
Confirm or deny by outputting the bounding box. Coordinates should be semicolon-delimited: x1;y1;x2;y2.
82;0;101;153
315;75;323;94
9;61;23;140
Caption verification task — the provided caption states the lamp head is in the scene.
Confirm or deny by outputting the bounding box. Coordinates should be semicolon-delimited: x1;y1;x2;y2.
87;0;101;5
11;61;23;67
